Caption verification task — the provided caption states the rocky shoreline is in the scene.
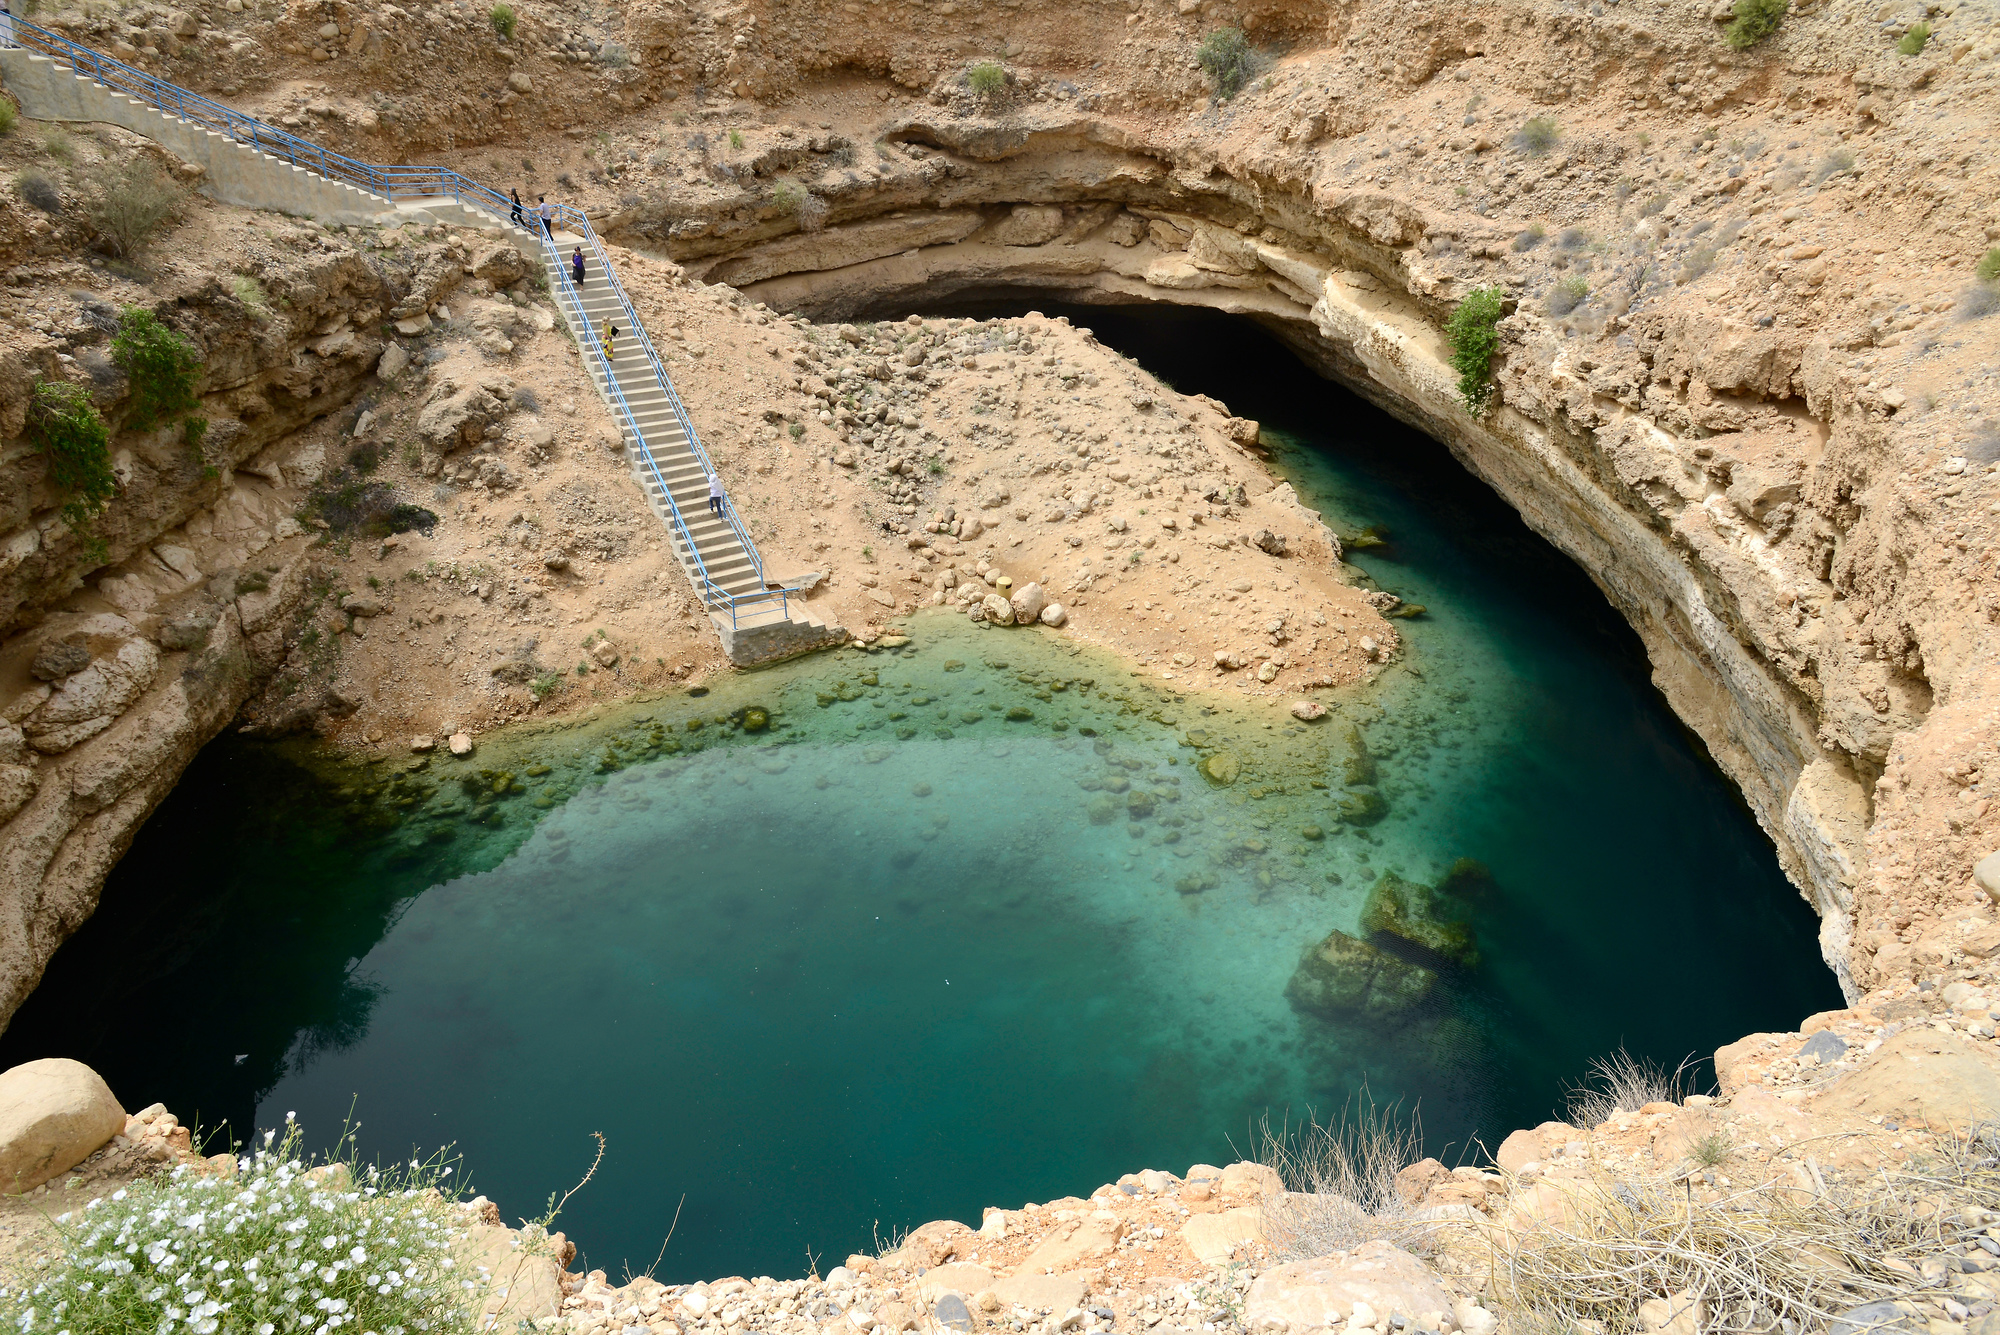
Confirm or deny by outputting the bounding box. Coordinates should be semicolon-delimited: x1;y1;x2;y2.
4;1009;1999;1335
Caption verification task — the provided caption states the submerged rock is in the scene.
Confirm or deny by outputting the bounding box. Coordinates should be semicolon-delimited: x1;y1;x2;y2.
1285;929;1437;1024
1360;872;1479;967
1199;750;1242;786
1333;785;1388;825
1332;723;1377;786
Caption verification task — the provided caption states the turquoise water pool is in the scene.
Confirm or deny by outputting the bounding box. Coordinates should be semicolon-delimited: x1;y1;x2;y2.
0;306;1839;1282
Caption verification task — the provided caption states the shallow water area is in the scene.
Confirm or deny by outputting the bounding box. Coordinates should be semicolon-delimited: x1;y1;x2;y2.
1;309;1843;1283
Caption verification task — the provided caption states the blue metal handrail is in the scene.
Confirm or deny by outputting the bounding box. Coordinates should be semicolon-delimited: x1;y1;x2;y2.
6;14;801;630
441;192;794;630
566;215;768;586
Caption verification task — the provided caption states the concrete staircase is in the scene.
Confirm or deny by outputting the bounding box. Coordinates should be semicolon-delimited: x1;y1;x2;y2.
0;48;398;224
0;22;843;667
535;231;840;659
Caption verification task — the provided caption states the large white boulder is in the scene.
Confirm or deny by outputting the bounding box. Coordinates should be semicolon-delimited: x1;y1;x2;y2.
1243;1241;1456;1331
0;1058;126;1193
1009;581;1047;624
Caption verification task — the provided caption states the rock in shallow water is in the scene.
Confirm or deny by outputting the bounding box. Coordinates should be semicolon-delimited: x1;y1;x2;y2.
1285;928;1437;1024
1361;872;1479;967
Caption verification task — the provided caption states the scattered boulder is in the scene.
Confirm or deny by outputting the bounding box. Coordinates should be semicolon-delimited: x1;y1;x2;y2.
448;731;475;757
341;594;387;617
29;636;91;682
1332;723;1378;785
1291;700;1327;721
377;343;411;379
1809;1027;2000;1129
1198;750;1241;786
1285;928;1437;1024
1334;785;1388;826
24;633;160;755
991;1273;1088;1312
1361;872;1479;967
985;204;1066;247
1977;850;2000;904
1039;602;1067;627
1244;1242;1455;1331
1180;1207;1264;1264
0;1058;126;1193
1251;529;1290;557
410;736;436;753
1010;581;1047;624
980;593;1015;626
157;602;224;652
469;240;531;286
1225;417;1262;448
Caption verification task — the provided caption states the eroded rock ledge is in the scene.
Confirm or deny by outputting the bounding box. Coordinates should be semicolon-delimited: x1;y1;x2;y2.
615;73;1997;1000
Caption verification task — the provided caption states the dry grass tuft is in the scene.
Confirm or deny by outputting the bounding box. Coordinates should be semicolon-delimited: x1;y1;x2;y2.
1256;1099;1444;1258
1564;1048;1702;1129
1488;1125;2000;1334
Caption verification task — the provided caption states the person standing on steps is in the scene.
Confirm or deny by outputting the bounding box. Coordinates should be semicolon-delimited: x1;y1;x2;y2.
707;472;725;518
571;246;586;289
509;188;526;229
600;318;619;365
536;195;555;239
0;2;15;48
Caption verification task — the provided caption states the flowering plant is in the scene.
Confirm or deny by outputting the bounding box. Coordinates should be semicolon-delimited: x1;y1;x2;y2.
0;1115;477;1335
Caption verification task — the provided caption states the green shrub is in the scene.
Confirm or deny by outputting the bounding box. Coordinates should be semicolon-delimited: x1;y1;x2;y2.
1977;247;2000;284
28;379;116;539
1512;223;1547;252
1197;28;1252;98
1897;20;1930;53
1445;287;1507;416
0;98;16;137
85;158;182;258
1512;116;1560;156
531;669;566;700
0;1118;478;1335
1724;0;1786;48
40;126;73;161
231;273;269;313
489;2;516;38
1545;276;1590;316
599;41;629;67
112;306;206;437
966;60;1008;98
773;179;828;232
728;129;744;151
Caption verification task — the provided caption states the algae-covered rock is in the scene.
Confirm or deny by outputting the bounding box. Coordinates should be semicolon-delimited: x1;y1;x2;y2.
1360;872;1479;967
1332;724;1377;786
1087;796;1121;825
741;707;770;732
1333;785;1388;825
1200;750;1242;786
1437;858;1498;906
1284;929;1437;1024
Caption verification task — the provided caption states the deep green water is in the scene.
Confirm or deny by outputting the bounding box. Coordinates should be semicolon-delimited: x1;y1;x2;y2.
0;307;1840;1282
